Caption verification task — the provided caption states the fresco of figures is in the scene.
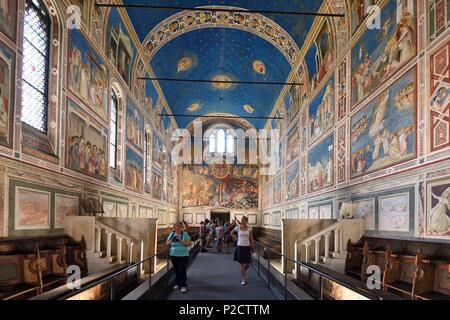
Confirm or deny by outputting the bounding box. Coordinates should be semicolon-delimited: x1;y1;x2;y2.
106;8;135;86
428;0;450;43
286;81;300;124
145;75;159;113
351;0;416;107
304;21;334;92
351;68;416;178
68;29;108;121
166;152;175;180
0;0;16;41
68;0;89;24
152;169;162;200
182;165;258;209
309;77;335;144
286;161;300;200
350;0;375;34
133;58;146;103
125;146;143;193
379;193;410;232
430;41;450;152
90;3;105;45
263;183;271;206
66;103;108;181
427;180;450;238
273;175;282;204
287;127;300;165
308;134;334;193
126;98;144;150
167;182;177;205
0;42;14;146
152;132;164;167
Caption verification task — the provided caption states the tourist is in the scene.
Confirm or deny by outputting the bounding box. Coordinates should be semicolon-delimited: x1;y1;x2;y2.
206;220;214;248
228;219;240;247
166;222;192;294
199;221;208;253
231;216;255;285
223;220;230;253
215;223;224;252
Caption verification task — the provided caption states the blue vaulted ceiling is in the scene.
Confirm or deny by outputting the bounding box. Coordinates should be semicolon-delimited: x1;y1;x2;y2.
150;28;292;129
123;0;323;47
122;0;325;128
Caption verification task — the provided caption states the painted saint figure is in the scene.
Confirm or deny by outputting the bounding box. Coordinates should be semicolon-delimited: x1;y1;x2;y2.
429;187;450;234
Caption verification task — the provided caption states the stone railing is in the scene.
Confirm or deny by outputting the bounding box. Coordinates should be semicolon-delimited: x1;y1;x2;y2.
293;219;365;275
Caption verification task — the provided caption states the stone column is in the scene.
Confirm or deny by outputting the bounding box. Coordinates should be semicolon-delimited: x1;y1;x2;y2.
116;237;123;264
324;232;331;263
127;241;134;263
106;231;112;259
95;227;102;253
314;237;321;264
305;242;311;263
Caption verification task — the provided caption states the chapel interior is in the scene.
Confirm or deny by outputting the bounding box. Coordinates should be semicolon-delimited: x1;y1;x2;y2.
0;0;449;301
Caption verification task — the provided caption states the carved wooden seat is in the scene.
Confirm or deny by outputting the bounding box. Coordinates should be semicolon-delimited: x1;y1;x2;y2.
413;253;449;300
344;239;365;280
345;236;449;300
382;248;417;299
360;242;388;283
0;236;86;300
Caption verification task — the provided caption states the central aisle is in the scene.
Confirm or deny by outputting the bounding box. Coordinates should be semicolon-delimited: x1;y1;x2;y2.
167;249;278;300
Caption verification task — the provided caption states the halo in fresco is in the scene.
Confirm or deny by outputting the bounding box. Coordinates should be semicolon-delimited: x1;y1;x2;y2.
212;74;233;90
187;103;201;113
253;60;266;75
243;104;255;114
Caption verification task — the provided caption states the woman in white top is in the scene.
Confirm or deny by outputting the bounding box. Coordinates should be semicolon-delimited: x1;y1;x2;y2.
231;216;255;285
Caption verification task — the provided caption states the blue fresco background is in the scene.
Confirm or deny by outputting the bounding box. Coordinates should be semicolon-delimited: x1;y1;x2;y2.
308;134;334;169
123;0;321;47
150;28;292;128
351;69;416;175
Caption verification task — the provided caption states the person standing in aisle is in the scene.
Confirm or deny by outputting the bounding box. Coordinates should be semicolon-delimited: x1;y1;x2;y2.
231;217;255;285
199;221;208;253
166;222;192;294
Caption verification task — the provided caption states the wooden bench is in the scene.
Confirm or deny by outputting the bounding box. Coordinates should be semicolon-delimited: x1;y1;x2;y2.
345;236;449;300
0;236;87;300
344;239;364;280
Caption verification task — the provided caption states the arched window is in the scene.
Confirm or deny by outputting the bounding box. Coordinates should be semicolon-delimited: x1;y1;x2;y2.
217;129;225;153
226;133;234;154
21;0;51;133
109;91;118;169
207;125;235;155
209;133;216;153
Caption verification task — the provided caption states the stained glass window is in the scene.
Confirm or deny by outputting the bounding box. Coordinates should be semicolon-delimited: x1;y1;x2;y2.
21;0;51;133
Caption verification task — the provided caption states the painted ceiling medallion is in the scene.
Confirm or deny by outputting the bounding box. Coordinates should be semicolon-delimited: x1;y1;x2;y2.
212;75;233;90
253;60;266;75
244;104;255;114
187;103;201;113
177;57;193;73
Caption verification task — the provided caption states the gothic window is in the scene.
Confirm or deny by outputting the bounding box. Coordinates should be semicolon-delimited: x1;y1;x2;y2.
208;126;235;155
20;0;51;133
109;91;118;169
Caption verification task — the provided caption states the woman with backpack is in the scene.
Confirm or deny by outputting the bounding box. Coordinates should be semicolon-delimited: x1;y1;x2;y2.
166;222;192;294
